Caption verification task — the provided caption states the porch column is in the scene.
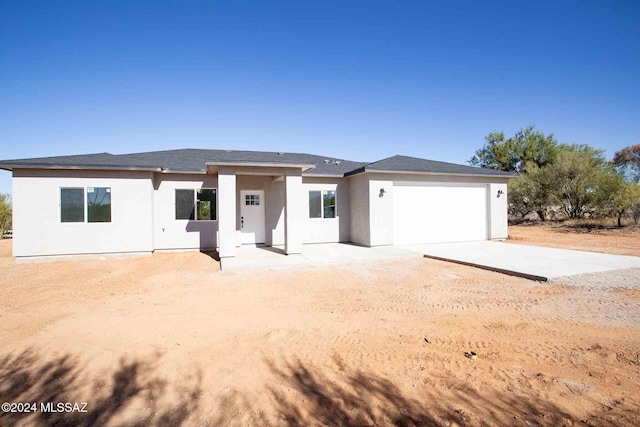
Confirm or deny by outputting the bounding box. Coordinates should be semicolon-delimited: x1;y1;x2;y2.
284;173;303;255
218;169;237;258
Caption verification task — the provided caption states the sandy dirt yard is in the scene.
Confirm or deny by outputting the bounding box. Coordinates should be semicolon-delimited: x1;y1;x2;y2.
0;239;639;426
508;225;640;257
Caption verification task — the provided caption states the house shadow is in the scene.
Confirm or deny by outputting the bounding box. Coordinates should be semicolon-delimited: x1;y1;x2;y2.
184;221;219;260
255;245;286;255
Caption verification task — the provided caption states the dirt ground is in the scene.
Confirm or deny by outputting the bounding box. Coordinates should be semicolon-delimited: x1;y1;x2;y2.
0;239;639;426
508;224;640;257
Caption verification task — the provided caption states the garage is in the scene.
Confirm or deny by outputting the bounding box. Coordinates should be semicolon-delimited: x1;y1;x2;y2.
392;183;488;245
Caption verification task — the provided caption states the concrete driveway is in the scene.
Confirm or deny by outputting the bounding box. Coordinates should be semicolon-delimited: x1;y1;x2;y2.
401;241;640;281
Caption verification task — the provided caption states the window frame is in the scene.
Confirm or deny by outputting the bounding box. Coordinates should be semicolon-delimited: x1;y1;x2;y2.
308;189;337;219
86;186;112;223
60;187;85;223
175;188;218;221
60;186;112;224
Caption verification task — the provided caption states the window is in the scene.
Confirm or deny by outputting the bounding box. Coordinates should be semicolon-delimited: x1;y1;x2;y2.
175;188;217;221
175;189;195;220
197;189;217;220
308;190;336;219
308;191;322;218
87;187;111;222
60;187;111;223
61;188;84;222
323;190;336;218
245;194;260;206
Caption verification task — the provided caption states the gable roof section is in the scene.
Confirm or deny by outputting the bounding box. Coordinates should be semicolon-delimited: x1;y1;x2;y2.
0;150;516;178
347;155;517;178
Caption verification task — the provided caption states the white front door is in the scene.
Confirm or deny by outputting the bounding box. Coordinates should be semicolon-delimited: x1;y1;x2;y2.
240;190;265;245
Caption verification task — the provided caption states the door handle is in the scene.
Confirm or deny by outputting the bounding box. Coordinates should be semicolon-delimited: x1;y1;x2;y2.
241;216;244;228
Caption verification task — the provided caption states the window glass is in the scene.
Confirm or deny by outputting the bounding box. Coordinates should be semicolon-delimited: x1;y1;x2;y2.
61;188;84;222
175;189;195;220
245;194;260;206
197;189;217;220
87;187;111;222
323;190;336;218
309;191;322;218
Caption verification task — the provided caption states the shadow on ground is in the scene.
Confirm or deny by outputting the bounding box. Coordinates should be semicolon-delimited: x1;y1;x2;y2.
1;350;636;426
0;349;201;426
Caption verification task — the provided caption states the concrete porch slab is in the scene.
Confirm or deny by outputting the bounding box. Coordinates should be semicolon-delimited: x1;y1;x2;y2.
220;243;420;271
302;243;419;264
400;241;640;281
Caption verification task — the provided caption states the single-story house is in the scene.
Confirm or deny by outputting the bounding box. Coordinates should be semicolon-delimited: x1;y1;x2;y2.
0;149;515;259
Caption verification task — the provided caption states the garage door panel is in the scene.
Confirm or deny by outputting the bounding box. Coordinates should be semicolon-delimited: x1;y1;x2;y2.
393;184;487;245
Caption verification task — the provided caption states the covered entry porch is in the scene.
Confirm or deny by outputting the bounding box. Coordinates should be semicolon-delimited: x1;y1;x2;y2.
209;161;314;259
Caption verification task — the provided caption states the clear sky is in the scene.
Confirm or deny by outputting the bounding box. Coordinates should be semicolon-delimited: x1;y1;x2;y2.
1;0;639;194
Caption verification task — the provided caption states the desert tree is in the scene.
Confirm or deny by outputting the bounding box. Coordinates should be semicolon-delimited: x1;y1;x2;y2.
613;144;640;183
469;126;558;174
626;182;640;225
593;167;634;227
545;145;607;219
507;162;554;221
0;193;11;236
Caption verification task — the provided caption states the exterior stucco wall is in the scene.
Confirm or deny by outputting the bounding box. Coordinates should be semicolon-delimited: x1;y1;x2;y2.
265;179;286;246
347;173;370;246
11;167;510;258
368;178;394;246
152;173;219;251
12;169;154;257
488;182;508;239
301;177;350;243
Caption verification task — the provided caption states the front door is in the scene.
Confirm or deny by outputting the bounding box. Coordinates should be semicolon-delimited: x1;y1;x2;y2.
240;190;265;245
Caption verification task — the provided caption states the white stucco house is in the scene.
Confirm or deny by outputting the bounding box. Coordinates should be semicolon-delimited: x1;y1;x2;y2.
0;149;515;260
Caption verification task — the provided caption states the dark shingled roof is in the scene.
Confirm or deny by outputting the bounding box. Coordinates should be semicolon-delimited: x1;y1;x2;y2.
0;149;516;178
0;152;160;170
345;155;517;177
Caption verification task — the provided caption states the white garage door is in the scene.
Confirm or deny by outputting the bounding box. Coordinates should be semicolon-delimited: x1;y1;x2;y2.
393;184;487;245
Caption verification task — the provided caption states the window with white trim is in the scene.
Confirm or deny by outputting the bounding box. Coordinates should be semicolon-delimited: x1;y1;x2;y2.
308;190;336;219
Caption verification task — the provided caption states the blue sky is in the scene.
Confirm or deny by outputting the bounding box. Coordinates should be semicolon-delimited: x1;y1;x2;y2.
1;0;639;194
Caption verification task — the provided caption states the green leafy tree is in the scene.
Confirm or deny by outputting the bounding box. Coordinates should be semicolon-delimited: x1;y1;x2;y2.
546;145;607;219
593;168;632;227
507;162;553;221
628;183;640;225
469;126;558;174
0;193;11;236
613;144;640;183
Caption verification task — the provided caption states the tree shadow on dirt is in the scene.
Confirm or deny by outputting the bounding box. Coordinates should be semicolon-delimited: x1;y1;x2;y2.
0;348;201;427
2;350;635;426
256;357;579;427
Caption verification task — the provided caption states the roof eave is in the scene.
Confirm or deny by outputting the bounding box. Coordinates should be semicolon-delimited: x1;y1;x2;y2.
0;164;162;172
205;161;316;173
346;168;516;179
303;173;347;178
